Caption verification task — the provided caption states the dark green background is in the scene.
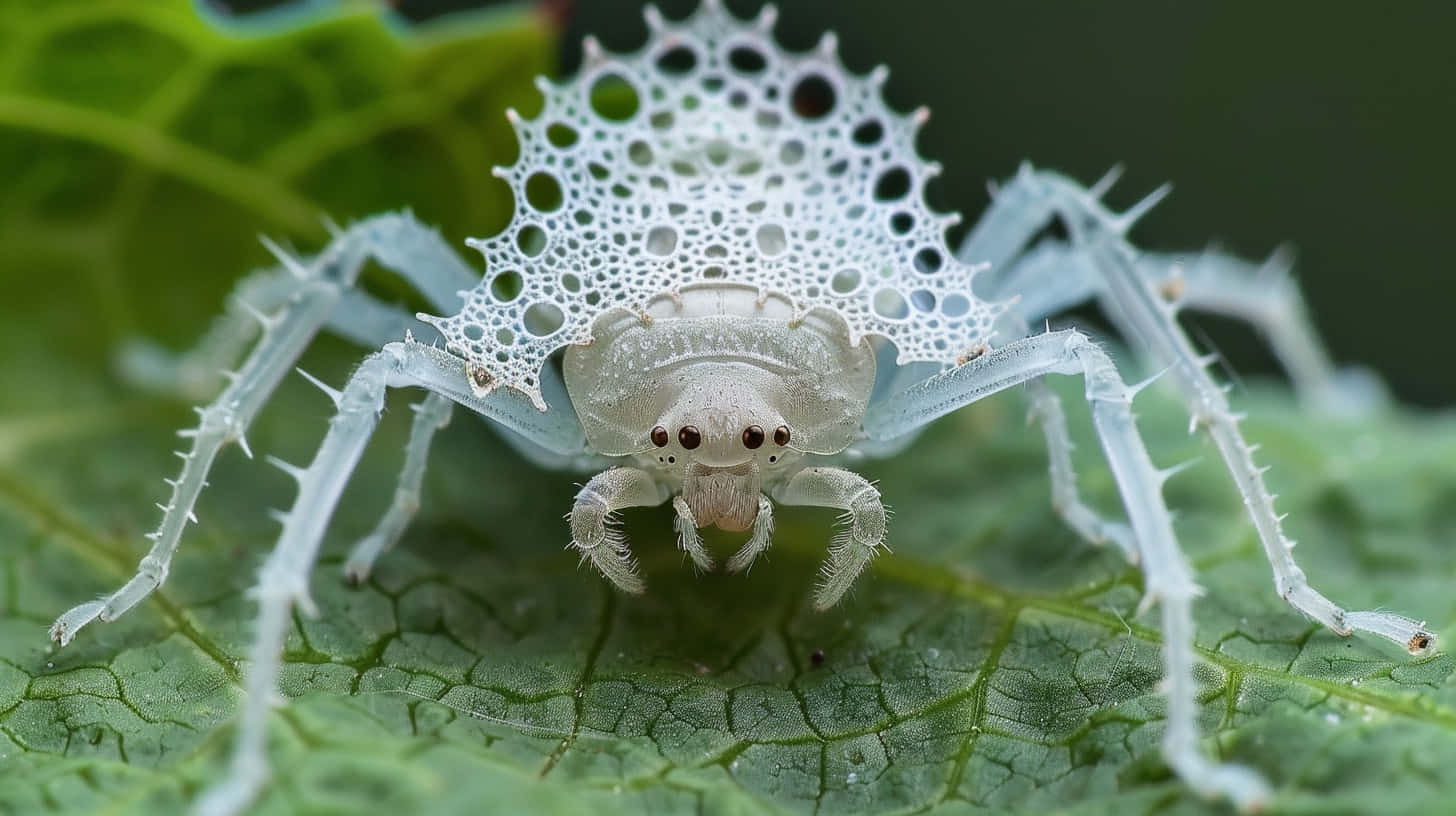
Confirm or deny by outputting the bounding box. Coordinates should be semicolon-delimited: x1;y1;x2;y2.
232;0;1456;405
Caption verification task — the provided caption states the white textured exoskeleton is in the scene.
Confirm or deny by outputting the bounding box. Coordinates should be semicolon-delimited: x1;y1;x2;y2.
49;4;1436;814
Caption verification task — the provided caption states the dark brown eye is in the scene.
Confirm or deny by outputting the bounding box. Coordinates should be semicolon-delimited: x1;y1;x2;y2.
678;425;702;449
651;425;669;447
742;425;765;449
773;425;791;446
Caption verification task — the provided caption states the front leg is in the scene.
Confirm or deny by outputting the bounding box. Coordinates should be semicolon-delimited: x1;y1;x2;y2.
774;468;886;610
571;467;670;594
862;329;1273;810
726;496;775;574
671;496;715;572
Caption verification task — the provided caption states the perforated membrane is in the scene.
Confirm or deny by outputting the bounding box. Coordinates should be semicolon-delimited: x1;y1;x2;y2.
423;1;1004;410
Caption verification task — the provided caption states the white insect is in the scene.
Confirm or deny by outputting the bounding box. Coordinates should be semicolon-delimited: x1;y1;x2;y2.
47;3;1434;814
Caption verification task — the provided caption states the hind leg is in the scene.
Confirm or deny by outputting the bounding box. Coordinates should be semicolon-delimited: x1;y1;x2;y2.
50;213;485;645
959;167;1432;654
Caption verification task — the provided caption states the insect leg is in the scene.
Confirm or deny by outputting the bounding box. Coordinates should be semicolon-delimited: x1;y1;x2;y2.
994;235;1388;416
48;237;371;647
965;164;1384;413
963;167;1435;655
672;496;715;572
571;468;670;594
862;329;1271;811
120;211;477;400
49;213;513;646
771;468;885;610
342;391;453;583
1025;376;1137;562
193;348;398;816
1141;246;1388;414
725;496;775;573
193;340;587;816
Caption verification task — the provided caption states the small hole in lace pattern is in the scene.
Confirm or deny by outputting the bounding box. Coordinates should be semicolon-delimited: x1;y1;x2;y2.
728;45;767;73
780;140;805;165
914;247;943;274
852;119;884;146
516;225;547;257
874;167;911;201
524;173;563;211
755;223;787;256
656;45;697;75
546;123;578;147
791;73;836;119
590;73;640;121
873;288;909;320
628;140;654;166
523;302;565;337
489;271;523;303
646;226;678;256
831;268;862;294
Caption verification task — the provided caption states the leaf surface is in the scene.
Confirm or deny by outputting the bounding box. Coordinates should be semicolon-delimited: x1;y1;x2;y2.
2;4;1454;815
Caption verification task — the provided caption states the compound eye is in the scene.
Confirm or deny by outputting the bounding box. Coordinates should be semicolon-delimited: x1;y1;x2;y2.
742;425;765;449
773;425;791;446
678;425;702;449
651;425;669;447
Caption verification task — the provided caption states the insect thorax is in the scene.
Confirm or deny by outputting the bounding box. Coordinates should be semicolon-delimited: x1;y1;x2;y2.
562;283;876;481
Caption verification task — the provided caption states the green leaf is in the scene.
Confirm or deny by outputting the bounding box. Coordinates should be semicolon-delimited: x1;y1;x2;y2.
2;3;1454;815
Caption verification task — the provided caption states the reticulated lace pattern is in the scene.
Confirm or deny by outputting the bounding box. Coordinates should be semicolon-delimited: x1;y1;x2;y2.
424;1;1004;409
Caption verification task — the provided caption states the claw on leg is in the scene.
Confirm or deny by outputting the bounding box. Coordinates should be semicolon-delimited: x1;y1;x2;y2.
48;601;105;647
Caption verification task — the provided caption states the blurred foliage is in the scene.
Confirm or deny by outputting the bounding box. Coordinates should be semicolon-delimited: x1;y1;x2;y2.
2;2;1456;815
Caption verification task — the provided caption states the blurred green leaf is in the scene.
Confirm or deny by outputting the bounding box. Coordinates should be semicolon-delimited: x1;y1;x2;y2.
2;3;1455;815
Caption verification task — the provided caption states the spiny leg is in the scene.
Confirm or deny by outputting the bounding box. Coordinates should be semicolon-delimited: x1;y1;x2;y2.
119;267;298;400
50;213;487;647
343;391;454;583
49;239;368;646
193;350;397;816
992;234;1388;416
773;468;886;610
1025;376;1137;562
194;340;590;816
122;271;428;400
120;211;477;400
987;304;1138;560
571;468;669;595
970;168;1434;654
725;496;775;573
863;329;1270;810
966;163;1384;414
1139;245;1386;414
672;496;715;572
